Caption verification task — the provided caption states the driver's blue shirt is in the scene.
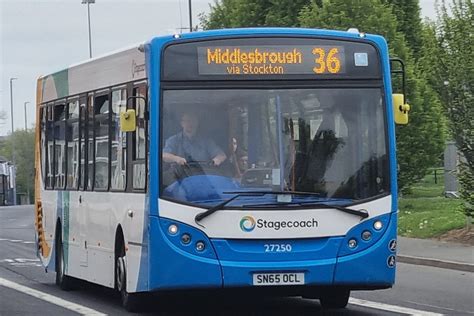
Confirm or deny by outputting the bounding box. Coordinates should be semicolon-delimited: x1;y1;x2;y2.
163;132;224;162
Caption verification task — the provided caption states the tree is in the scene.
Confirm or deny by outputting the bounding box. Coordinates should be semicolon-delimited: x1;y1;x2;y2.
201;0;270;29
0;130;35;203
298;0;446;191
435;0;474;218
265;0;316;26
383;0;424;59
201;0;313;29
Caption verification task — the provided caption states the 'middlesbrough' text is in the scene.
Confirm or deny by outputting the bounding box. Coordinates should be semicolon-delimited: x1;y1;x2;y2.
206;48;303;75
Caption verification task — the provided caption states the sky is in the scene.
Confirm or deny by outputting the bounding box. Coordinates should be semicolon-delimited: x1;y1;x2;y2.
0;0;437;136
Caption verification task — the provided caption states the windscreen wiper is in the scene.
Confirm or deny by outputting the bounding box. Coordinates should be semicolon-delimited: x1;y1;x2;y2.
243;201;369;219
195;190;354;225
194;192;266;225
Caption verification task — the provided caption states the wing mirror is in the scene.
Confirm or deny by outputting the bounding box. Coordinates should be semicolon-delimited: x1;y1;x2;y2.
120;109;136;132
392;94;410;125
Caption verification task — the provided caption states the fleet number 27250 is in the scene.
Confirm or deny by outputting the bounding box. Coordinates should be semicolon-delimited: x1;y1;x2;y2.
264;244;292;252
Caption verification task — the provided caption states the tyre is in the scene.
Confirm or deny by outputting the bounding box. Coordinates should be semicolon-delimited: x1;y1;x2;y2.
115;239;143;312
55;227;75;291
319;289;350;309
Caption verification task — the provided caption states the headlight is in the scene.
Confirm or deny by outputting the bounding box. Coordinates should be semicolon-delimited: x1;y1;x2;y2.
348;239;358;249
168;224;178;235
373;220;383;230
196;241;205;251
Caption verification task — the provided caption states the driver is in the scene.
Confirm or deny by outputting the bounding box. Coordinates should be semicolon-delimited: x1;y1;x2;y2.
163;111;227;166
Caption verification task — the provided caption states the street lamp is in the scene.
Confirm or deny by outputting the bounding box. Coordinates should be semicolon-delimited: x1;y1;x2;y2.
81;0;95;58
188;0;193;32
24;102;30;130
24;101;31;204
9;77;17;205
9;78;17;134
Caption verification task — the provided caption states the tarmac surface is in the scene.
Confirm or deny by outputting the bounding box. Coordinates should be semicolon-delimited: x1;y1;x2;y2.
1;205;473;315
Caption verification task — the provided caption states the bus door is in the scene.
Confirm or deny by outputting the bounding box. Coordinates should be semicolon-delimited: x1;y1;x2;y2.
126;82;147;247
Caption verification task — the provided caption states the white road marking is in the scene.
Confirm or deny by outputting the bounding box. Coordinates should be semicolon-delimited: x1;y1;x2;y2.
14;258;40;263
406;300;474;314
11;263;43;267
0;277;107;315
0;258;42;268
0;239;35;244
350;298;444;315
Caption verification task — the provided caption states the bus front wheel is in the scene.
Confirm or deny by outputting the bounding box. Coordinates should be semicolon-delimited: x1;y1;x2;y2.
319;289;350;309
115;240;142;312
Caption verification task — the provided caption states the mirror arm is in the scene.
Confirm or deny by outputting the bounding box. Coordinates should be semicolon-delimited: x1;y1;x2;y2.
390;58;406;103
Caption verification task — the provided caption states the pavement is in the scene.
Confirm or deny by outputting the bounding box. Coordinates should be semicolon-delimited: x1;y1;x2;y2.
397;236;474;272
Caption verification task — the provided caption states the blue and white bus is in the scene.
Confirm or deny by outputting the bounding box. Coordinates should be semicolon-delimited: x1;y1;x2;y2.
35;28;410;311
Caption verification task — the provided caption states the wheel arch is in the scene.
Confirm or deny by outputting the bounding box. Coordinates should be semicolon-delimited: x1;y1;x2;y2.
54;217;62;270
114;224;126;290
115;224;125;256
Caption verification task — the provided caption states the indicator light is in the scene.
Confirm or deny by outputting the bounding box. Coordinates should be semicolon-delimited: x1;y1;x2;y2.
181;233;191;244
361;230;372;241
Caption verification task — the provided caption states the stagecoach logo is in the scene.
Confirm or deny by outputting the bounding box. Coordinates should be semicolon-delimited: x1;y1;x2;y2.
132;60;146;78
239;216;319;232
240;216;256;232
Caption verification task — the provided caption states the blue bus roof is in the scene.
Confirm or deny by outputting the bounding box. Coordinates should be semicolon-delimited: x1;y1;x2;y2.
150;27;386;44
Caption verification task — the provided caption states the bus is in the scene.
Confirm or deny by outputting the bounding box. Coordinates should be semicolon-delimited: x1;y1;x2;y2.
35;27;410;311
0;159;15;206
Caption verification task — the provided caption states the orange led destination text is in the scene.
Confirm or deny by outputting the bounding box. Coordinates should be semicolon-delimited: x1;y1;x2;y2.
206;47;342;75
207;48;302;75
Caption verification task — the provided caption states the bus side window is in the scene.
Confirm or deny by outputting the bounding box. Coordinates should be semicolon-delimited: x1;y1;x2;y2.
40;106;48;188
111;88;127;191
54;101;67;190
87;94;94;190
66;99;80;190
46;104;54;189
132;84;147;190
79;96;87;190
94;92;110;190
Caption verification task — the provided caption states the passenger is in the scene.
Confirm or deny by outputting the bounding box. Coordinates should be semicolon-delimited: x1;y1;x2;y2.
228;137;248;177
162;112;227;166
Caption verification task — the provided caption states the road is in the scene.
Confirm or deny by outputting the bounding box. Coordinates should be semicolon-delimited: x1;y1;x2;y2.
1;205;473;315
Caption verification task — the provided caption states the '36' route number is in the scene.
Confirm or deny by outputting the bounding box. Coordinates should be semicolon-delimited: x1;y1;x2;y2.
312;47;341;74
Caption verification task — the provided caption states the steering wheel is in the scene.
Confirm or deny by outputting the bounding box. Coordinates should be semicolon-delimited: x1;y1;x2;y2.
170;160;222;179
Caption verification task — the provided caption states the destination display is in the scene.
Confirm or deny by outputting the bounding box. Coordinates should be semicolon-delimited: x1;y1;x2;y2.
162;37;381;81
198;46;346;76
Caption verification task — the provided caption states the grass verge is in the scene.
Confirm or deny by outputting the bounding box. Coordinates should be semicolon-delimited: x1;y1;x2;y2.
398;197;465;238
398;169;467;238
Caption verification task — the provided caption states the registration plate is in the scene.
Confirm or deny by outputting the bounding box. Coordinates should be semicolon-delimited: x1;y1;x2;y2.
253;272;305;286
